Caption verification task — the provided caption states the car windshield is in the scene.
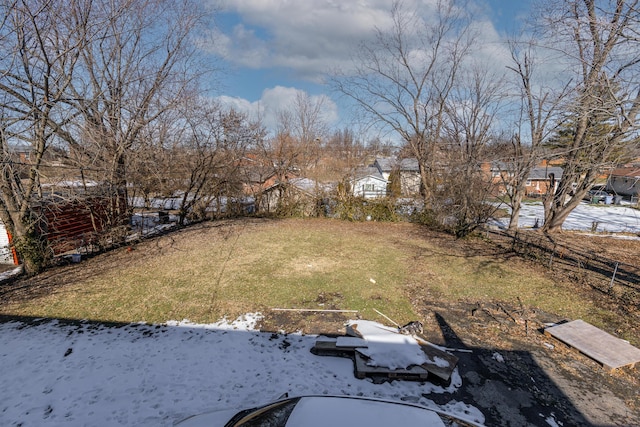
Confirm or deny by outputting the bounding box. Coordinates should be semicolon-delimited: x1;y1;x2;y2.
229;398;300;427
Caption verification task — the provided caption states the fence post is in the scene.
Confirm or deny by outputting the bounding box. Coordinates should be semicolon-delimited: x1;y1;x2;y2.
548;244;556;269
609;261;619;290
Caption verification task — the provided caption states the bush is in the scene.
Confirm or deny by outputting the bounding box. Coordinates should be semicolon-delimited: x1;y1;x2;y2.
409;207;442;229
334;196;401;222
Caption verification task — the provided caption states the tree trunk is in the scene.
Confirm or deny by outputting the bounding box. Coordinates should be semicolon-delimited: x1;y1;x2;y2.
0;205;49;275
542;195;582;233
507;202;521;231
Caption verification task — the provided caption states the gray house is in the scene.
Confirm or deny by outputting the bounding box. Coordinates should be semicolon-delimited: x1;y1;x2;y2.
607;166;640;197
373;157;421;196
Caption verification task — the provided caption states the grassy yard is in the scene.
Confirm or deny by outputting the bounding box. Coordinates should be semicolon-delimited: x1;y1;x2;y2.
0;218;629;339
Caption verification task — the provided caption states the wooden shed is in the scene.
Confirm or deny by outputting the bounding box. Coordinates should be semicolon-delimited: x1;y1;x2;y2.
39;194;128;255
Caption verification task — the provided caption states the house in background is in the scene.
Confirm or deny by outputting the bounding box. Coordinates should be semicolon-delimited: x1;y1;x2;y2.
373;157;421;196
607;166;640;197
8;142;33;163
350;166;388;199
483;161;564;197
237;156;301;208
259;177;330;216
0;183;125;265
482;161;514;195
525;166;563;196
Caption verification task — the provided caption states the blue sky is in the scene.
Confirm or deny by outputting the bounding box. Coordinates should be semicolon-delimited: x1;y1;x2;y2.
208;0;533;134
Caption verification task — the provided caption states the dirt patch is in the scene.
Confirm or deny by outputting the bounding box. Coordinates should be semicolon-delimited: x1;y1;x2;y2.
257;297;640;426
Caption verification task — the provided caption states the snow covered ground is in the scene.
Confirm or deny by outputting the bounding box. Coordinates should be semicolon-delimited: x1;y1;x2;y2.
491;201;640;235
0;315;484;426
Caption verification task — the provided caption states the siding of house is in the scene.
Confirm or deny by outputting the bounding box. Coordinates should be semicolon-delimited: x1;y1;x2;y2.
41;196;125;254
485;163;563;196
374;157;420;196
352;175;388;199
608;167;640;196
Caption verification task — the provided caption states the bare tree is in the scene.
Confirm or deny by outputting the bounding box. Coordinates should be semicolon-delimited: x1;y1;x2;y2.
537;0;640;232
275;91;329;176
502;40;567;231
0;0;216;273
321;128;368;180
177;105;263;224
331;0;475;206
0;1;87;273
129;100;264;224
61;0;210;227
436;64;504;236
250;92;331;213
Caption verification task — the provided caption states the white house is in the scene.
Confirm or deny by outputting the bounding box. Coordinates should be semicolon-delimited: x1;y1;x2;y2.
351;167;388;199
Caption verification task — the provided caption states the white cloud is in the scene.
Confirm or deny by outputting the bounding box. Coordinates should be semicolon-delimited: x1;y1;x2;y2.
212;0;396;80
210;0;516;84
208;0;541;139
217;86;339;133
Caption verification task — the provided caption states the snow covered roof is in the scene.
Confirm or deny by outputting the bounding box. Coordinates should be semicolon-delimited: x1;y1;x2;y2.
289;177;319;192
41;180;99;188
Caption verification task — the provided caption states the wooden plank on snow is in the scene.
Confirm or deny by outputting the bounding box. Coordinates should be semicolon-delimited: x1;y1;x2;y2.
353;353;429;381
544;319;640;371
311;337;365;357
418;343;459;382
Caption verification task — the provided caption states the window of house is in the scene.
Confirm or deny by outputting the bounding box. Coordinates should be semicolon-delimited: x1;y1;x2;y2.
363;184;375;192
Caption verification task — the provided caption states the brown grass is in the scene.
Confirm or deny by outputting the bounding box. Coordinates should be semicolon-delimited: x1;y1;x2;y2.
1;217;637;345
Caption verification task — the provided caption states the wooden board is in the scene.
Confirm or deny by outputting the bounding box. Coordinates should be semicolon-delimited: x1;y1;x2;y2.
311;336;458;382
353;353;429;381
418;343;459;381
311;337;367;356
336;337;368;348
544;319;640;371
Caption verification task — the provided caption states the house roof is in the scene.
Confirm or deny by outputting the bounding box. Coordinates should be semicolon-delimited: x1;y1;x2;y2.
374;157;419;172
289;178;317;192
529;166;563;180
353;166;386;181
263;177;334;195
610;166;640;178
490;161;512;171
289;178;334;194
8;143;33;153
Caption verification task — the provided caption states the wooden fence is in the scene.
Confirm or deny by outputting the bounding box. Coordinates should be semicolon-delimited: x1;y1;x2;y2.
487;229;640;309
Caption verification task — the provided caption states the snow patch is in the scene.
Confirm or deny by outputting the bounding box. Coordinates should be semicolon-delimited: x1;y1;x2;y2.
346;320;428;369
0;316;480;426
